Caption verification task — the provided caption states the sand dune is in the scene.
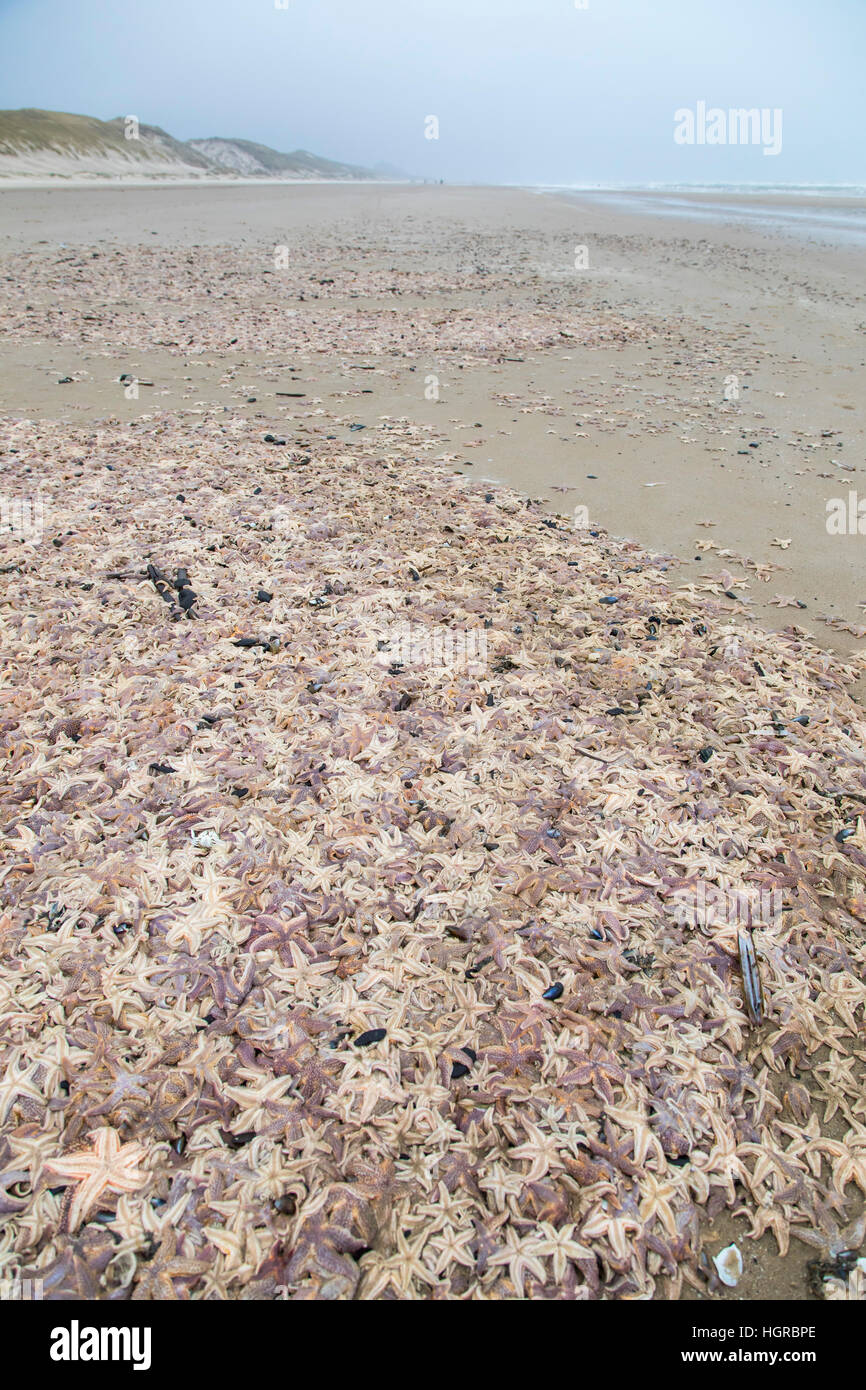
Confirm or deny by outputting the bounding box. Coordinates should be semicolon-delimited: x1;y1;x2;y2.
0;107;380;182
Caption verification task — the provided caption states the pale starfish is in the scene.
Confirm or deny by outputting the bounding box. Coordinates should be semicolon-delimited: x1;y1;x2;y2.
532;1222;593;1283
486;1226;548;1297
0;1058;45;1124
45;1127;149;1231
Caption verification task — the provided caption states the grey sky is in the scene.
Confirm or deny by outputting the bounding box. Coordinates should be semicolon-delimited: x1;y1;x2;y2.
1;0;863;184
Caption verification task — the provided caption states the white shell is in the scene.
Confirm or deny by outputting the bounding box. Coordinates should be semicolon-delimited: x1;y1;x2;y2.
191;828;220;849
713;1244;744;1287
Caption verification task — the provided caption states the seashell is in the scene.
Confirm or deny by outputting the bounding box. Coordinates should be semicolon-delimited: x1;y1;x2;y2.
738;929;764;1025
191;829;220;849
713;1244;744;1288
106;1249;137;1291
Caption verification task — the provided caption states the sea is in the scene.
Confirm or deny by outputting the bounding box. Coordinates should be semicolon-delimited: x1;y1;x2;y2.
532;184;866;244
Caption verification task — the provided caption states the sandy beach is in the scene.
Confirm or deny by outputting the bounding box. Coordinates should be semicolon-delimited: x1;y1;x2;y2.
1;183;864;684
1;183;865;1303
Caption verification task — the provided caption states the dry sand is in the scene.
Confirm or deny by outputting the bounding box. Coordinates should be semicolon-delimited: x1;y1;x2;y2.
1;184;864;1302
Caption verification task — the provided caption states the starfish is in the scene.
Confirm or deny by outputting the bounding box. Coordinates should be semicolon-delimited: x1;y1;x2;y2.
734;1200;792;1256
248;911;312;965
19;1239;107;1300
137;1073;202;1142
0;1058;45;1124
83;1064;155;1125
132;1230;210;1300
486;1020;544;1078
517;823;565;865
554;1047;626;1104
478;1161;527;1211
288;1191;379;1298
435;1147;484;1201
486;1225;548;1297
532;1222;593;1283
508;1121;567;1184
427;1223;476;1277
517;1178;571;1226
45;1127;149;1231
586;1121;641;1178
637;1170;681;1238
806;1134;866;1199
222;1073;297;1132
360;1226;440;1299
580;1197;643;1266
790;1203;866;1259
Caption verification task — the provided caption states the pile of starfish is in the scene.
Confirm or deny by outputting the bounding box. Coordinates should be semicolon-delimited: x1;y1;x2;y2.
1;410;864;1300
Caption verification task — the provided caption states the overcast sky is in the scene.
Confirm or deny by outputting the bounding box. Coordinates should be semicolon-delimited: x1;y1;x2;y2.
1;0;863;184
